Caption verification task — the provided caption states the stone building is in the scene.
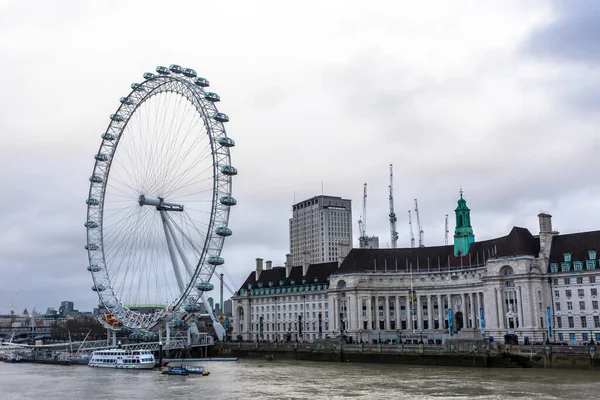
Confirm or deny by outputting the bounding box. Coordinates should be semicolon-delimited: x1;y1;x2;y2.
232;194;599;345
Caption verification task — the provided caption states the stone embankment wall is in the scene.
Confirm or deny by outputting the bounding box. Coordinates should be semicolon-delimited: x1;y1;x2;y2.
212;340;600;370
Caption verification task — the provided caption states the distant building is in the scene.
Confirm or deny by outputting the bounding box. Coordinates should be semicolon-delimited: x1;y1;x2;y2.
360;236;379;249
60;301;74;312
215;303;221;316
224;299;233;317
208;297;214;309
290;195;353;265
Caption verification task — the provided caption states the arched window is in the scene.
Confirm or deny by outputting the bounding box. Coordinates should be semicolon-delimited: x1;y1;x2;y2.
499;265;514;276
337;280;346;289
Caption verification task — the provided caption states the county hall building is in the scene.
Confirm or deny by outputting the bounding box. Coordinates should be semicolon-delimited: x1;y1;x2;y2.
232;194;600;345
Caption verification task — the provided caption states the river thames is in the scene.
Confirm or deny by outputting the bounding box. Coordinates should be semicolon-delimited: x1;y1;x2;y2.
1;359;598;399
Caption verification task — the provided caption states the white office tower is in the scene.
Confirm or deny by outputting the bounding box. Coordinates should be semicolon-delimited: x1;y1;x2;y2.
289;195;353;265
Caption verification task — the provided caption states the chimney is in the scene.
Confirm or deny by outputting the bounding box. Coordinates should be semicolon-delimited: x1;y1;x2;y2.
266;260;273;270
537;212;554;261
255;258;263;281
285;253;293;278
302;251;310;276
337;241;351;264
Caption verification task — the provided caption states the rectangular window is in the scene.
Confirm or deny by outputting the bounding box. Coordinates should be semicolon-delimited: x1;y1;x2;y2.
592;288;598;296
578;289;585;297
574;262;583;272
589;250;597;260
583;333;589;342
564;253;572;262
587;261;596;270
564;278;570;285
593;301;599;310
594;316;600;328
558;333;564;342
567;302;573;310
550;264;559;273
591;276;597;283
557;317;562;328
581;316;588;328
553;278;559;285
577;277;583;284
568;316;574;328
579;301;586;310
554;290;559;298
561;263;570;272
566;290;572;298
555;302;561;311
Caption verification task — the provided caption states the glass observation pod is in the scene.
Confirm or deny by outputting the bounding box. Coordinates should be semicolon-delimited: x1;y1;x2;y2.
213;112;229;123
193;77;210;87
196;282;214;291
85;243;98;251
84;221;98;228
91;284;106;292
215;226;232;237
129;332;142;340
143;72;155;79
156;66;170;75
169;64;183;73
173;319;185;327
204;92;220;102
207;256;225;265
184;304;201;313
89;175;103;184
101;133;116;141
120;97;134;105
86;198;99;206
182;68;197;78
218;137;235;147
130;83;145;91
220;165;237;176
94;153;109;162
87;264;102;272
220;196;237;206
110;114;124;122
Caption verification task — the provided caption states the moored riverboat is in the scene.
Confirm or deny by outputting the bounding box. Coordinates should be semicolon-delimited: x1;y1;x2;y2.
88;348;155;369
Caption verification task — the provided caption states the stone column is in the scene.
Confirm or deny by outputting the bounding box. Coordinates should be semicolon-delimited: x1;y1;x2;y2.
427;295;433;330
478;292;484;329
469;293;475;329
333;298;337;332
496;288;504;329
384;296;390;330
437;294;442;329
367;297;372;331
417;295;423;330
395;296;400;329
517;287;524;329
460;293;466;326
447;293;452;323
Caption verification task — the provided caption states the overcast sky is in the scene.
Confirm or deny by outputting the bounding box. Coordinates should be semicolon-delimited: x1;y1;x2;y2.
1;0;599;314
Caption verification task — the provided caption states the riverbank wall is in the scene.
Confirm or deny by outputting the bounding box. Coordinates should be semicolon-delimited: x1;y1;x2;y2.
211;340;600;370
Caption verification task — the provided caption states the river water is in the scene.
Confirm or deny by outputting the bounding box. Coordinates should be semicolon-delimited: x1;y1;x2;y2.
0;359;598;399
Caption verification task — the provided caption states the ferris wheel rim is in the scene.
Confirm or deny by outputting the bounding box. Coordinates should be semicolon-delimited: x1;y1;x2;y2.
85;67;234;331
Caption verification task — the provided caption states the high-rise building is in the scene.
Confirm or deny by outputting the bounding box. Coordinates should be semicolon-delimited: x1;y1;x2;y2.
289;195;352;265
224;299;233;317
208;297;214;309
60;301;74;314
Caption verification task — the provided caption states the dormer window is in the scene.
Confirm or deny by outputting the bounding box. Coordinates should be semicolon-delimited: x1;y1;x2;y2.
561;263;570;272
589;251;597;260
564;253;572;262
574;262;583;272
550;263;559;273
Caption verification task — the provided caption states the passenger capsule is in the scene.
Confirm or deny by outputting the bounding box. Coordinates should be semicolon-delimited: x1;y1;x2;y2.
91;284;105;292
169;64;183;74
193;77;210;87
130;83;145;91
156;66;170;75
182;68;197;78
87;264;101;272
213;112;229;123
207;256;225;265
110;114;124;122
218;137;235;147
215;226;232;237
120;97;134;105
196;282;215;291
204;92;220;102
89;175;103;184
143;72;155;79
220;165;237;176
84;221;98;228
173;319;185;327
219;196;237;206
101;133;116;141
85;243;98;251
184;303;201;313
129;331;143;340
94;153;109;162
86;198;100;206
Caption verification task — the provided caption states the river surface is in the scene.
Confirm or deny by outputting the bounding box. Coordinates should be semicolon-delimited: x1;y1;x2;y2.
0;359;598;399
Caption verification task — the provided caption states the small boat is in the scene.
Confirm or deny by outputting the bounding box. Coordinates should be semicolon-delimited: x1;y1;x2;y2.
162;366;189;376
4;353;23;363
183;365;210;376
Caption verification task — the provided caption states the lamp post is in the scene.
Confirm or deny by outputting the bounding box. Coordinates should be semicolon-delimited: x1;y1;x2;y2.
158;340;163;368
589;331;595;345
378;331;381;344
419;330;424;344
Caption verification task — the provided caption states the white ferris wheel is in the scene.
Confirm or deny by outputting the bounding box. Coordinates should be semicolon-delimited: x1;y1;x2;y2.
85;64;236;337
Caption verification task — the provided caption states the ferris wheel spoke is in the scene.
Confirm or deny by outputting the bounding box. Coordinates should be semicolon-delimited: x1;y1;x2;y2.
162;149;214;198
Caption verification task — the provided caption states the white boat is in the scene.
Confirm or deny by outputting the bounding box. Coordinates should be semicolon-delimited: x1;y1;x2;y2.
88;348;155;369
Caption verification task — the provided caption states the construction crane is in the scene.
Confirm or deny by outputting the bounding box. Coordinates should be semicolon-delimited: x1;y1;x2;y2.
358;183;368;248
445;214;449;245
388;164;399;248
414;199;424;247
408;210;415;248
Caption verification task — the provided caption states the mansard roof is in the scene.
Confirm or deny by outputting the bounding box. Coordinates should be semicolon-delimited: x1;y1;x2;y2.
238;262;339;291
336;226;540;274
549;230;600;263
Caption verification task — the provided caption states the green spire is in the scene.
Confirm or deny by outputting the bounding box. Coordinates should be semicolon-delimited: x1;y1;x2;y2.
454;188;475;256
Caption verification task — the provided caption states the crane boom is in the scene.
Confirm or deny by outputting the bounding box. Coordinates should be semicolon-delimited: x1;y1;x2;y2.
414;199;424;247
358;183;367;248
408;210;415;248
388;164;398;249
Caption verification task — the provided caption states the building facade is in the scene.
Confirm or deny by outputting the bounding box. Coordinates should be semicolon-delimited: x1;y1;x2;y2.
233;195;600;345
289;195;352;265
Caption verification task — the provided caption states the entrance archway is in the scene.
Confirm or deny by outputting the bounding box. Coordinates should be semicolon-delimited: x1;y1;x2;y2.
454;311;464;331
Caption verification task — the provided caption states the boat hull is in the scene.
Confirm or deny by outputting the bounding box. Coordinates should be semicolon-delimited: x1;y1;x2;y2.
88;361;155;369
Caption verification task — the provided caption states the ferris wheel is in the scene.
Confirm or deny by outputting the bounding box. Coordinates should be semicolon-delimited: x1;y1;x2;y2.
84;64;236;333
